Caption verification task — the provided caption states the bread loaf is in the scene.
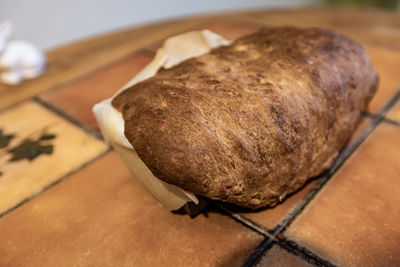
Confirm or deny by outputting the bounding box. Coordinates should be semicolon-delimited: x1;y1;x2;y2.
112;27;379;209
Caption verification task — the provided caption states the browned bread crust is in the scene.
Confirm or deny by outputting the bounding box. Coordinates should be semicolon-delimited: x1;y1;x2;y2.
112;27;379;209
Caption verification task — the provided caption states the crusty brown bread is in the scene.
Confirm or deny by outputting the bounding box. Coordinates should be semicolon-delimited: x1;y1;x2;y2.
112;27;379;209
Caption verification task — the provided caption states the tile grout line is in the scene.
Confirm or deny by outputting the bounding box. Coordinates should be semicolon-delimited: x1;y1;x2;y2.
238;89;400;266
0;49;152;114
0;50;154;218
382;117;400;127
361;111;400;127
248;89;400;266
240;108;385;266
0;149;111;219
242;239;275;267
273;175;328;235
0;99;33;116
34;96;104;142
215;204;279;266
274;88;400;234
216;203;334;266
218;113;386;266
276;237;337;267
240;229;334;267
38;49;154;99
216;204;276;240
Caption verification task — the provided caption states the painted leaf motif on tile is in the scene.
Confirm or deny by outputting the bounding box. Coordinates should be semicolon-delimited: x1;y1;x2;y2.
8;133;56;162
0;128;15;149
0;128;16;177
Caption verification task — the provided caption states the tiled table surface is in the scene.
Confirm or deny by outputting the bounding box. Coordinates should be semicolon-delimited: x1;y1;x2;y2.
0;8;400;266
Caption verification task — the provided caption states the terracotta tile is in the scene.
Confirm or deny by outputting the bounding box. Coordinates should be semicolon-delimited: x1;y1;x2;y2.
286;123;400;266
363;45;400;114
257;245;311;267
386;99;400;123
0;102;107;215
0;152;262;267
40;52;153;131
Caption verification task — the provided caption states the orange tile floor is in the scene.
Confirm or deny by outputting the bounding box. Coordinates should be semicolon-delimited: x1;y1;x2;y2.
0;15;399;266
